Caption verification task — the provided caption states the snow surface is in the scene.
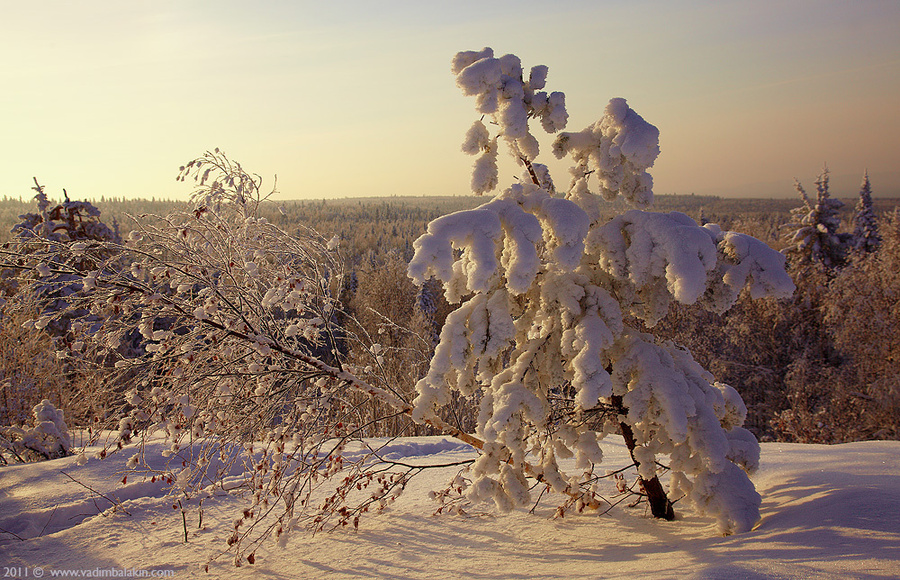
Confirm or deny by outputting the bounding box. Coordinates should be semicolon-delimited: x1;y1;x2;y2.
1;436;898;579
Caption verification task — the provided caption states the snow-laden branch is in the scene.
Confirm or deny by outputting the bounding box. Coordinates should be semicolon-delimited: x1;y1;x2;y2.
553;98;660;208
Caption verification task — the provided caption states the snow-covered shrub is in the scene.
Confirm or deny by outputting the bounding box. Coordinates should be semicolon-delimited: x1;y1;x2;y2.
1;398;71;463
2;149;487;565
0;307;75;426
408;48;795;534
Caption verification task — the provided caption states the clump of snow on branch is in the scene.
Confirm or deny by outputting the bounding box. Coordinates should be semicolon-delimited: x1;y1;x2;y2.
553;98;660;208
453;47;568;196
590;211;794;324
409;48;796;534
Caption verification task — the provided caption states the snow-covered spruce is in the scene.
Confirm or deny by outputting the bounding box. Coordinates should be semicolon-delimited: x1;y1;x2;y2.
783;168;849;269
408;48;795;534
852;171;880;254
2;179;122;339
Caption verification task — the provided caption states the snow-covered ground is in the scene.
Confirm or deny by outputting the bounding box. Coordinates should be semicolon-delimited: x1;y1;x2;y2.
1;436;898;579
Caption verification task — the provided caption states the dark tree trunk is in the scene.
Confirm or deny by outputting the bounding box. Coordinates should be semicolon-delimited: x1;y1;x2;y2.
611;395;675;521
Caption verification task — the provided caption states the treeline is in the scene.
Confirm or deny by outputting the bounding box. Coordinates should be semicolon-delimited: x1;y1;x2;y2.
3;192;896;250
1;189;898;443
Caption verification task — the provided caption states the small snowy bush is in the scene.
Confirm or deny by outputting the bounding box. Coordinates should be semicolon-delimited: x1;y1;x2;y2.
1;399;71;462
408;48;795;534
2;149;483;565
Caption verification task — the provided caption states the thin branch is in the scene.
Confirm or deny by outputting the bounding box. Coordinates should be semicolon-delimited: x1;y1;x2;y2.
38;504;59;537
366;453;475;471
59;471;132;517
0;527;25;541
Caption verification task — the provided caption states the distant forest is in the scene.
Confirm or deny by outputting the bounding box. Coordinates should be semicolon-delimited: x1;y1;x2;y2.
3;194;897;254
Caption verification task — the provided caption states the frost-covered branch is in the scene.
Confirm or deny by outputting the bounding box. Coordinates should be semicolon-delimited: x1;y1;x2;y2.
1;151;496;565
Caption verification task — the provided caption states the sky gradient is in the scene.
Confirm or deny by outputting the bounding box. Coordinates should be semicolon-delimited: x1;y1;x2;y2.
3;0;899;201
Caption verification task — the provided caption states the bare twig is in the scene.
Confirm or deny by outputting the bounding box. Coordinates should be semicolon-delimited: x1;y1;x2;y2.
38;504;59;537
0;527;25;541
59;471;132;517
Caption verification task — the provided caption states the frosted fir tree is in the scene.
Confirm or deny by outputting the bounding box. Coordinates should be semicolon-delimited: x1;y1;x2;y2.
852;171;880;254
783;168;848;269
408;48;795;534
2;179;122;335
12;178;120;246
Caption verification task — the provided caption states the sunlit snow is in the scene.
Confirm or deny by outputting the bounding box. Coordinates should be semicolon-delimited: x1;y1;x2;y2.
1;436;897;579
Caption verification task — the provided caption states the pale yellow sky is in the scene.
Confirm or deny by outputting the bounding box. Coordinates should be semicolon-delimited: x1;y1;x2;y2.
3;0;899;201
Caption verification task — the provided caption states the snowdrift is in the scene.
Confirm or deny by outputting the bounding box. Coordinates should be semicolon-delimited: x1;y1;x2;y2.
1;437;898;579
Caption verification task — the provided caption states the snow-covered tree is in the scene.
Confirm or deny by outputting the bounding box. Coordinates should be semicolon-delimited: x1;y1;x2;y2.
12;179;120;246
0;181;125;425
2;179;121;325
783;168;848;269
852;171;880;254
408;48;795;534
